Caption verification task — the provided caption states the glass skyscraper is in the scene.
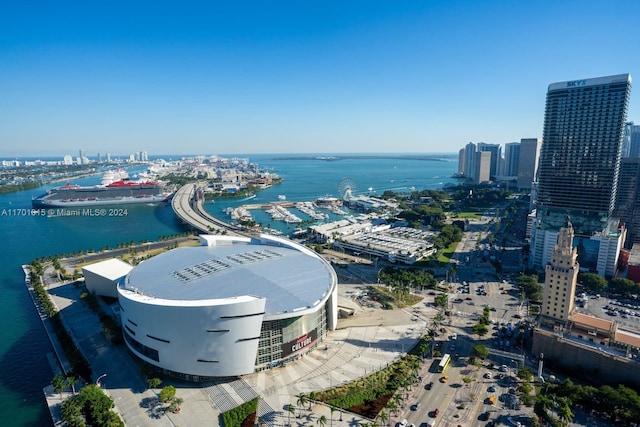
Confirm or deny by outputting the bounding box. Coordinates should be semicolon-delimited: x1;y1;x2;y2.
537;74;631;232
531;74;631;275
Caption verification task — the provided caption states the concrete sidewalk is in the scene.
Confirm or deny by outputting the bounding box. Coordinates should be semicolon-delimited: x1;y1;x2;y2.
42;273;429;426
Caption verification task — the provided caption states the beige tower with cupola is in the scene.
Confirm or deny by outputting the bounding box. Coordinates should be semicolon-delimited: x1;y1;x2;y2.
541;218;579;323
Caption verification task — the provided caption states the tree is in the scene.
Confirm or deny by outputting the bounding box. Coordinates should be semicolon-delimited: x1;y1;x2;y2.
317;414;327;427
472;323;489;337
609;277;636;296
517;274;543;303
52;374;66;399
378;409;389;426
386;398;398;416
296;393;308;418
65;375;79;395
517;367;533;381
159;385;176;403
434;292;448;309
147;377;162;391
557;397;574;426
472;344;489;359
286;403;296;426
579;272;608;293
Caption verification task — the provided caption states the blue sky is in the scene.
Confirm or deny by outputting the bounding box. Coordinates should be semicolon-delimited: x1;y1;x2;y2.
1;0;639;157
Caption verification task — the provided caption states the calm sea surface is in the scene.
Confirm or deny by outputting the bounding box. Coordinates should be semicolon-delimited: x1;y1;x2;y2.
0;153;457;426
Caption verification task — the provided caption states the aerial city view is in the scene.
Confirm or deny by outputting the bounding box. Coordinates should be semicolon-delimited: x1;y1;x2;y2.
4;2;640;427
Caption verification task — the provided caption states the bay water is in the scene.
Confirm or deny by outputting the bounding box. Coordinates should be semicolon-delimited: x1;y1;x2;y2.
0;153;457;426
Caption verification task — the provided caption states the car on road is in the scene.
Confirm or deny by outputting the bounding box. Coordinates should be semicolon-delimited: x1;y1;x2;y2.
479;411;490;421
397;419;408;427
432;408;440;417
425;381;434;390
487;386;496;392
440;375;449;383
411;402;421;411
508;416;522;427
484;372;492;379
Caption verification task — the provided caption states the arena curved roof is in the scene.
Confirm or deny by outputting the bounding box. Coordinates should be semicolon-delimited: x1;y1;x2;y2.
123;235;336;315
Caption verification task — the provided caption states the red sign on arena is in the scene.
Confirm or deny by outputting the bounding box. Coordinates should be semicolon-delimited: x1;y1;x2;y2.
282;329;318;357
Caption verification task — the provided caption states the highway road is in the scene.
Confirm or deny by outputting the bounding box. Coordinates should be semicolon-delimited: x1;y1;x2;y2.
171;183;242;234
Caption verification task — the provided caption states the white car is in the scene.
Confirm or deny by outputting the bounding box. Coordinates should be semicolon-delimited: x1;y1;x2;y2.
508;416;522;427
397;419;408;427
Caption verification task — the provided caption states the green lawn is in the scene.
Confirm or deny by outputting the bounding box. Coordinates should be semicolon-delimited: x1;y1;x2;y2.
451;211;483;219
438;241;459;263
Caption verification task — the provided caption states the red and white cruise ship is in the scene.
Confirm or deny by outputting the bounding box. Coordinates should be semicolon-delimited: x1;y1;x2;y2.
32;169;168;208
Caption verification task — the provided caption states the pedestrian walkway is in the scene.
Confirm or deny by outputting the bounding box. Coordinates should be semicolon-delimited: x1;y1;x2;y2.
35;261;428;426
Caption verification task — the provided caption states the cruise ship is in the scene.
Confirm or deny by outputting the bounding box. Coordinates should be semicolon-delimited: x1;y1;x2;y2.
32;170;167;208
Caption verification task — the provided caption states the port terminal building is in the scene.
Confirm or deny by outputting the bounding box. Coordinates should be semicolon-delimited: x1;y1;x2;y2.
310;218;437;264
84;234;338;381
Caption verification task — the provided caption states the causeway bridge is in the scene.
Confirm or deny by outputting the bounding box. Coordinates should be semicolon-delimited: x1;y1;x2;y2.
171;183;242;234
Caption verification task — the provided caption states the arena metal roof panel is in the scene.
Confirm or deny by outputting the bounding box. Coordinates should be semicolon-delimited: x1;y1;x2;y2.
125;239;334;315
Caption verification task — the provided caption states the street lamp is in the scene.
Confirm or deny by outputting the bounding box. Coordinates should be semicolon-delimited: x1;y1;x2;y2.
96;373;107;387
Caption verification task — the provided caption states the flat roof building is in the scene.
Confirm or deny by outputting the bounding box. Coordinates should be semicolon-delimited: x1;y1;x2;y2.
82;258;133;299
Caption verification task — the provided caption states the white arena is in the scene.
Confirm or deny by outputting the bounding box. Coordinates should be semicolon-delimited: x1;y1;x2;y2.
118;234;338;380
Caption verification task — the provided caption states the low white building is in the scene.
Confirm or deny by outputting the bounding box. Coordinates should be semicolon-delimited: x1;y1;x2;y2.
82;258;133;299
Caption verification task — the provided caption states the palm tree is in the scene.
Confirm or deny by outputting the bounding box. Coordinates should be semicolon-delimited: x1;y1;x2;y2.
309;391;316;410
296;393;308;418
317;415;327;427
378;409;389;426
386;399;398;417
392;393;404;411
52;374;65;399
419;340;429;359
65;375;78;395
557;397;574;426
286;403;296;426
536;393;553;416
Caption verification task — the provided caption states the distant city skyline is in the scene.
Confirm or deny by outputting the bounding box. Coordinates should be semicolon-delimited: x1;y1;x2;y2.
2;1;640;156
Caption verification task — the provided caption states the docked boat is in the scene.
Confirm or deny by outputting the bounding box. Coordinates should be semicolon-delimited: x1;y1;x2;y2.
32;170;167;208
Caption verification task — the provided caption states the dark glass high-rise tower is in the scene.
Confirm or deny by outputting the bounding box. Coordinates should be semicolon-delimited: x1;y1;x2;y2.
536;74;631;234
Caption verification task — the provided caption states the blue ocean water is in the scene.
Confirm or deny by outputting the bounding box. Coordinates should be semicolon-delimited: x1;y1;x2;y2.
0;153;457;426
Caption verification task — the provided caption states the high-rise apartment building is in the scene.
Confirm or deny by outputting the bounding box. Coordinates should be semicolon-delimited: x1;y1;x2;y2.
629;124;640;158
541;220;578;324
477;143;501;179
502;142;520;177
615;158;640;248
462;142;477;179
530;74;631;275
517;138;541;190
458;148;466;176
474;151;491;184
536;74;631;232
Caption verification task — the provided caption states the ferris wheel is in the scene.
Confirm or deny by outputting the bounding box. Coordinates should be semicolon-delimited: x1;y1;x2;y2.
337;177;357;201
